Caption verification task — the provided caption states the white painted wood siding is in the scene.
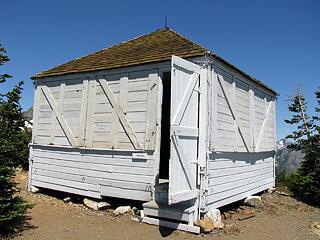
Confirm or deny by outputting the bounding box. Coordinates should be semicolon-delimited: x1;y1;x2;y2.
30;145;155;201
207;152;274;209
211;62;276;152
36;78;84;146
33;67;161;151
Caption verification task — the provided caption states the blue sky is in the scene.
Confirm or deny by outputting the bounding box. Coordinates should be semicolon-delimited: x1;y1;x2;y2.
1;0;319;140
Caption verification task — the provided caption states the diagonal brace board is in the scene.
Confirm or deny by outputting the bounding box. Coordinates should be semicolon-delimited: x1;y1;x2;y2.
40;86;79;147
98;78;143;149
172;73;199;125
217;75;250;152
171;133;194;189
255;101;272;151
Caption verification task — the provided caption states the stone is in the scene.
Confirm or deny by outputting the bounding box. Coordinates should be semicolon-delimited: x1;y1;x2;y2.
63;197;72;202
310;222;320;237
97;202;111;210
195;217;215;233
83;198;111;211
205;209;224;228
276;191;292;196
113;206;131;216
30;185;40;193
267;187;276;194
244;196;262;208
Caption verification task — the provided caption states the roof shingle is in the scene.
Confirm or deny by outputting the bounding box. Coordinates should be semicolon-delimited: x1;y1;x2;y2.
32;28;207;79
32;28;276;94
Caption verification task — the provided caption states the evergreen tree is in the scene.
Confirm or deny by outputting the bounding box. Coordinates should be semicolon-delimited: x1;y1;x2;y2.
285;88;320;206
0;44;32;234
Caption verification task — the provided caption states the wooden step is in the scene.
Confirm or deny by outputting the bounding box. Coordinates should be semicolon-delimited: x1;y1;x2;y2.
142;200;200;234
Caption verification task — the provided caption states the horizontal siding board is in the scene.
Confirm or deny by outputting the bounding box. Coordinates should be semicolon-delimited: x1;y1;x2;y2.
207;151;275;209
31;180;101;199
33;158;154;176
209;166;273;186
33;162;154;183
32;151;154;167
207;182;273;209
30;144;156;202
208;157;273;170
207;177;274;203
32;168;151;192
32;174;100;192
209;161;273;178
100;185;151;201
209;171;273;195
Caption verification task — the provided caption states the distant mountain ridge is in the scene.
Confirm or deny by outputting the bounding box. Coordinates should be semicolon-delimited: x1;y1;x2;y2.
276;138;303;173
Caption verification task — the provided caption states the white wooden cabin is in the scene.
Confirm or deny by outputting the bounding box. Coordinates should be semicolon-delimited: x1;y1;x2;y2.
29;28;277;233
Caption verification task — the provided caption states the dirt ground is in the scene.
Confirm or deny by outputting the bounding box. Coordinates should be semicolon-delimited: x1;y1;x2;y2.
4;171;320;240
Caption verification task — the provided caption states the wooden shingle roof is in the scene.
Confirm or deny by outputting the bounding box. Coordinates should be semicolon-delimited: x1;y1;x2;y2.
32;28;277;94
32;28;207;79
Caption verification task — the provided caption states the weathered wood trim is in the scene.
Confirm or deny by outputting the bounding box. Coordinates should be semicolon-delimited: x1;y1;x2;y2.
249;85;255;151
153;69;166;185
210;69;218;150
172;73;199;125
32;86;41;143
85;79;96;148
232;79;236;150
172;55;200;72
98;78;142;149
217;75;250;152
40;86;78;147
145;71;158;150
198;67;207;167
255;101;272;151
79;80;89;146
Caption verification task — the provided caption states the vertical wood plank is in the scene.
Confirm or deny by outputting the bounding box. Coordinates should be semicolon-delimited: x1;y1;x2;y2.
113;73;129;148
32;85;41;143
255;101;272;151
119;73;128;114
249;86;255;152
198;67;207;168
98;78;142;149
79;80;89;146
85;79;96;148
145;71;158;150
216;75;250;152
210;69;218;150
153;69;165;183
40;86;78;147
232;79;236;151
50;83;65;144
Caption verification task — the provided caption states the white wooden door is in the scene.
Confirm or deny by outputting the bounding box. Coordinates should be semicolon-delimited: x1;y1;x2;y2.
168;56;200;205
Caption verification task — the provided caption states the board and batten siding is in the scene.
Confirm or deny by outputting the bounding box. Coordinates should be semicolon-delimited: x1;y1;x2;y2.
207;151;274;209
210;62;276;153
33;68;159;150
